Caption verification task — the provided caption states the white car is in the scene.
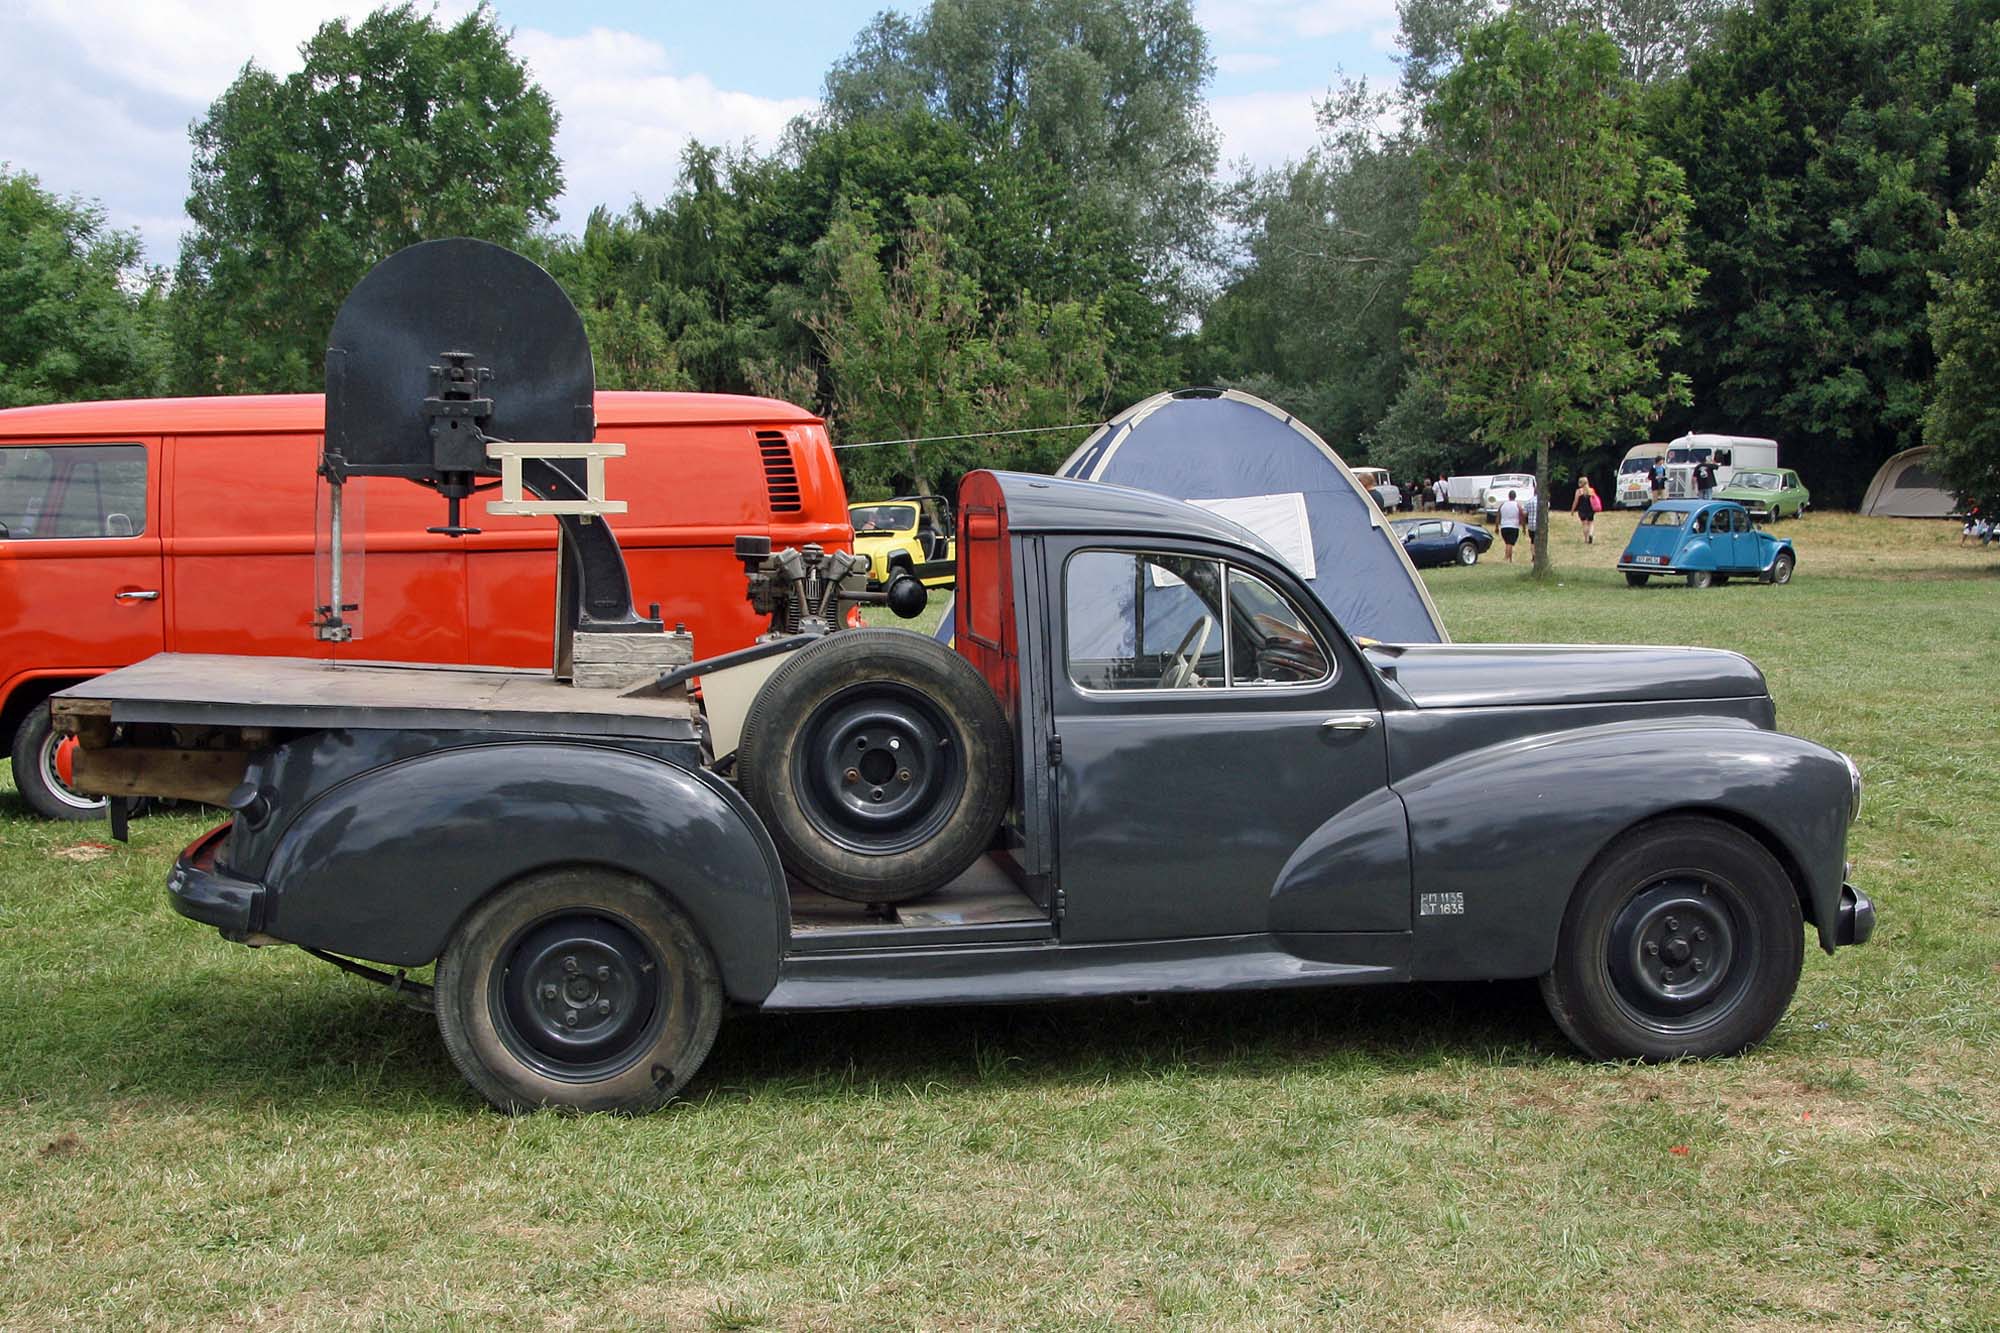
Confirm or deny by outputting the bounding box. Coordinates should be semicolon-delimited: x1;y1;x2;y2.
1481;473;1538;521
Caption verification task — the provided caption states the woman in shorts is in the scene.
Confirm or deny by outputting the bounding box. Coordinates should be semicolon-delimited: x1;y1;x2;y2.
1497;490;1526;562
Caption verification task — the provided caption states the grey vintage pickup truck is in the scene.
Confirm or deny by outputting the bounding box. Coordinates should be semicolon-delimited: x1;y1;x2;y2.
64;464;1873;1114
54;240;1872;1114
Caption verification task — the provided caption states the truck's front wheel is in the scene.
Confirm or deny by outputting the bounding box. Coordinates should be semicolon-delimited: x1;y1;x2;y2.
1539;817;1803;1062
435;868;722;1114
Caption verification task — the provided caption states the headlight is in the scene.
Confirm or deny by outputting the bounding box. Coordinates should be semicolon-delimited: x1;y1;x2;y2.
1839;751;1863;823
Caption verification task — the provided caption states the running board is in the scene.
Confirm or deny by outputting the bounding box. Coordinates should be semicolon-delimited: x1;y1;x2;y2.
761;932;1409;1011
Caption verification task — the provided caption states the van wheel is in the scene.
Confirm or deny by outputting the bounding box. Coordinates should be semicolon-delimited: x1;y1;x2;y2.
9;704;107;821
1624;572;1650;587
435;868;722;1114
1539;817;1804;1061
738;629;1012;904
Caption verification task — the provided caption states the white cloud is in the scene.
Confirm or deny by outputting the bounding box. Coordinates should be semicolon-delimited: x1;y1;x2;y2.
1216;51;1283;75
1209;89;1325;171
512;29;817;227
1197;0;1400;45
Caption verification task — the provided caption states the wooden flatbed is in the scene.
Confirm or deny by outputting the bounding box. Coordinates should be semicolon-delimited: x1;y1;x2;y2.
52;652;695;805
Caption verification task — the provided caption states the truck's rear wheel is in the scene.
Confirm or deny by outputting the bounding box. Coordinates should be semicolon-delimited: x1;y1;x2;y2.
435;868;722;1114
737;628;1011;904
1539;817;1803;1061
10;703;107;821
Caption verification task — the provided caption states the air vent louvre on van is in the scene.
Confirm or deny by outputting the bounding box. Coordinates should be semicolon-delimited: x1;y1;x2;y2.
757;431;803;512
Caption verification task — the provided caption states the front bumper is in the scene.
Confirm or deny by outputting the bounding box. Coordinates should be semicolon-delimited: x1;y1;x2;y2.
168;823;268;940
1836;883;1875;948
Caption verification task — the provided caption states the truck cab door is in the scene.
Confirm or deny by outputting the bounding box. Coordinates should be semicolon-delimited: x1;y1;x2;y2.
1047;541;1408;944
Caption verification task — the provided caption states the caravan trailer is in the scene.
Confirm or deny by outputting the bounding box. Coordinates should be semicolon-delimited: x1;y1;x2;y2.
1665;434;1778;498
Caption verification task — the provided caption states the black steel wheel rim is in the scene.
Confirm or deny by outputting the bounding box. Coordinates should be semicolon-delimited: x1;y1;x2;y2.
1604;873;1757;1034
792;682;966;855
492;911;665;1081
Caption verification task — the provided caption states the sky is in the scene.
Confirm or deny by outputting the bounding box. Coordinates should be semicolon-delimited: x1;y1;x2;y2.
0;0;1405;268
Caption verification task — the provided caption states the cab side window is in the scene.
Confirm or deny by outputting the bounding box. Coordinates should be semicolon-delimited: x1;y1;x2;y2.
0;444;147;540
1065;551;1331;692
1227;567;1329;686
1066;550;1226;690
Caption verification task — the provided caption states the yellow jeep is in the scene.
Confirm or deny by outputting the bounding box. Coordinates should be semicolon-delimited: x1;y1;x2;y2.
848;496;956;588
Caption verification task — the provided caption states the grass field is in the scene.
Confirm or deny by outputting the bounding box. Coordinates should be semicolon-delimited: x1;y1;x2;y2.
2;511;1995;1329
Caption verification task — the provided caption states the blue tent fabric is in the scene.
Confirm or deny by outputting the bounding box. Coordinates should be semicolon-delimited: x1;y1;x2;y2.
1056;390;1447;644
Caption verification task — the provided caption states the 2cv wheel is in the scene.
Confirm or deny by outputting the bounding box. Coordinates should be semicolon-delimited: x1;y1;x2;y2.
435;868;722;1113
1685;569;1714;590
1624;572;1650;587
1771;552;1795;585
737;629;1012;904
1540;817;1804;1062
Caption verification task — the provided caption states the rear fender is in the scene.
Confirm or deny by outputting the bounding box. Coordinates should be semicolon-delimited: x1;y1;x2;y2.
260;742;787;1001
1395;720;1852;978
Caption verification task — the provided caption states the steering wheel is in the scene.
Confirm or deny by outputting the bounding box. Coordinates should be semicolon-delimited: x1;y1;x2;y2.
1158;616;1215;689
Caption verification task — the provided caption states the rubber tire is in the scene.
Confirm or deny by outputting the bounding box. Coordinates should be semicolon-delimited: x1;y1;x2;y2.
737;628;1012;904
1686;569;1713;590
435;868;722;1114
9;703;106;821
1540;817;1804;1062
1624;572;1650;587
1457;540;1479;566
1771;552;1795;585
1712;574;1731;586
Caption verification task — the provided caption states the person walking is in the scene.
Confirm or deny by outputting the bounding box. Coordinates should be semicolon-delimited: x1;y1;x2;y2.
1497;489;1526;563
1573;477;1600;544
1649;459;1667;504
1434;476;1448;510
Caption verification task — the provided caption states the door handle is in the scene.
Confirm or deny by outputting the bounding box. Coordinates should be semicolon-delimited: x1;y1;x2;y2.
115;589;160;601
1320;714;1377;735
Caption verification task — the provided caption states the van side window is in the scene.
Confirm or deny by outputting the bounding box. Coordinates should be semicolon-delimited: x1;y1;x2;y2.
0;444;147;540
1066;550;1226;690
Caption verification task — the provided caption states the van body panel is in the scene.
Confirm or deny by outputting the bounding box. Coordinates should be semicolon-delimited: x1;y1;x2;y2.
0;393;848;718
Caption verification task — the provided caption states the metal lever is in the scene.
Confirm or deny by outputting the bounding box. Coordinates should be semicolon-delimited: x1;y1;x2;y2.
115;589;160;601
1320;714;1377;735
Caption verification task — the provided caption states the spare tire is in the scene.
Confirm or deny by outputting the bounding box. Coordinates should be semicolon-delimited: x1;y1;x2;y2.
736;629;1012;904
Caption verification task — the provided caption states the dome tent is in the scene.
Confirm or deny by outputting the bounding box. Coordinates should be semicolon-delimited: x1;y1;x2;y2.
1056;389;1447;644
1860;446;1960;518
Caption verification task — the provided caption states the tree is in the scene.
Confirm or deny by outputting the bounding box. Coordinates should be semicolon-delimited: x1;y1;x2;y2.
1650;0;2000;504
0;168;167;408
1924;159;2000;514
171;3;561;394
822;0;1218;315
1406;18;1701;575
803;197;1109;496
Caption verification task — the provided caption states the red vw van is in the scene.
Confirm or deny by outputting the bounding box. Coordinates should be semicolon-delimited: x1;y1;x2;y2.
0;392;849;817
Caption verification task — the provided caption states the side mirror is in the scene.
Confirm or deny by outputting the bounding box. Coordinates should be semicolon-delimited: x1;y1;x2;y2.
885;574;928;619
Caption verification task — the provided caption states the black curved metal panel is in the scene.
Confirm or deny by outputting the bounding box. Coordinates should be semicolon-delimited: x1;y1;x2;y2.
324;238;595;481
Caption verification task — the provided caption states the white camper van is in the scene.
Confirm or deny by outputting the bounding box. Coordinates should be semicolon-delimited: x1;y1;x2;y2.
1615;442;1669;509
1665;433;1778;498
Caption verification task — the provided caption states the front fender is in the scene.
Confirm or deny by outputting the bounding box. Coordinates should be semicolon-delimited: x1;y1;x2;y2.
260;742;787;1002
1393;719;1852;979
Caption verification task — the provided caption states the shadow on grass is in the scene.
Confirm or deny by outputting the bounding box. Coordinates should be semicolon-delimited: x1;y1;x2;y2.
8;960;1567;1116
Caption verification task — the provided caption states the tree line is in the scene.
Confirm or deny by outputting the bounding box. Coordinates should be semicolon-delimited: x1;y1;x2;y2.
4;0;1997;526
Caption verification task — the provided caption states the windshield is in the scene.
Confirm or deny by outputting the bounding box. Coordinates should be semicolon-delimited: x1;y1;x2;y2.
1731;471;1780;490
850;504;916;531
1667;447;1712;464
1640;509;1688;527
1491;474;1533;488
1619;457;1656;475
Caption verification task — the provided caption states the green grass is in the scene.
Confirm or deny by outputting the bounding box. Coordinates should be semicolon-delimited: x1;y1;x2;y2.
2;513;1996;1329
